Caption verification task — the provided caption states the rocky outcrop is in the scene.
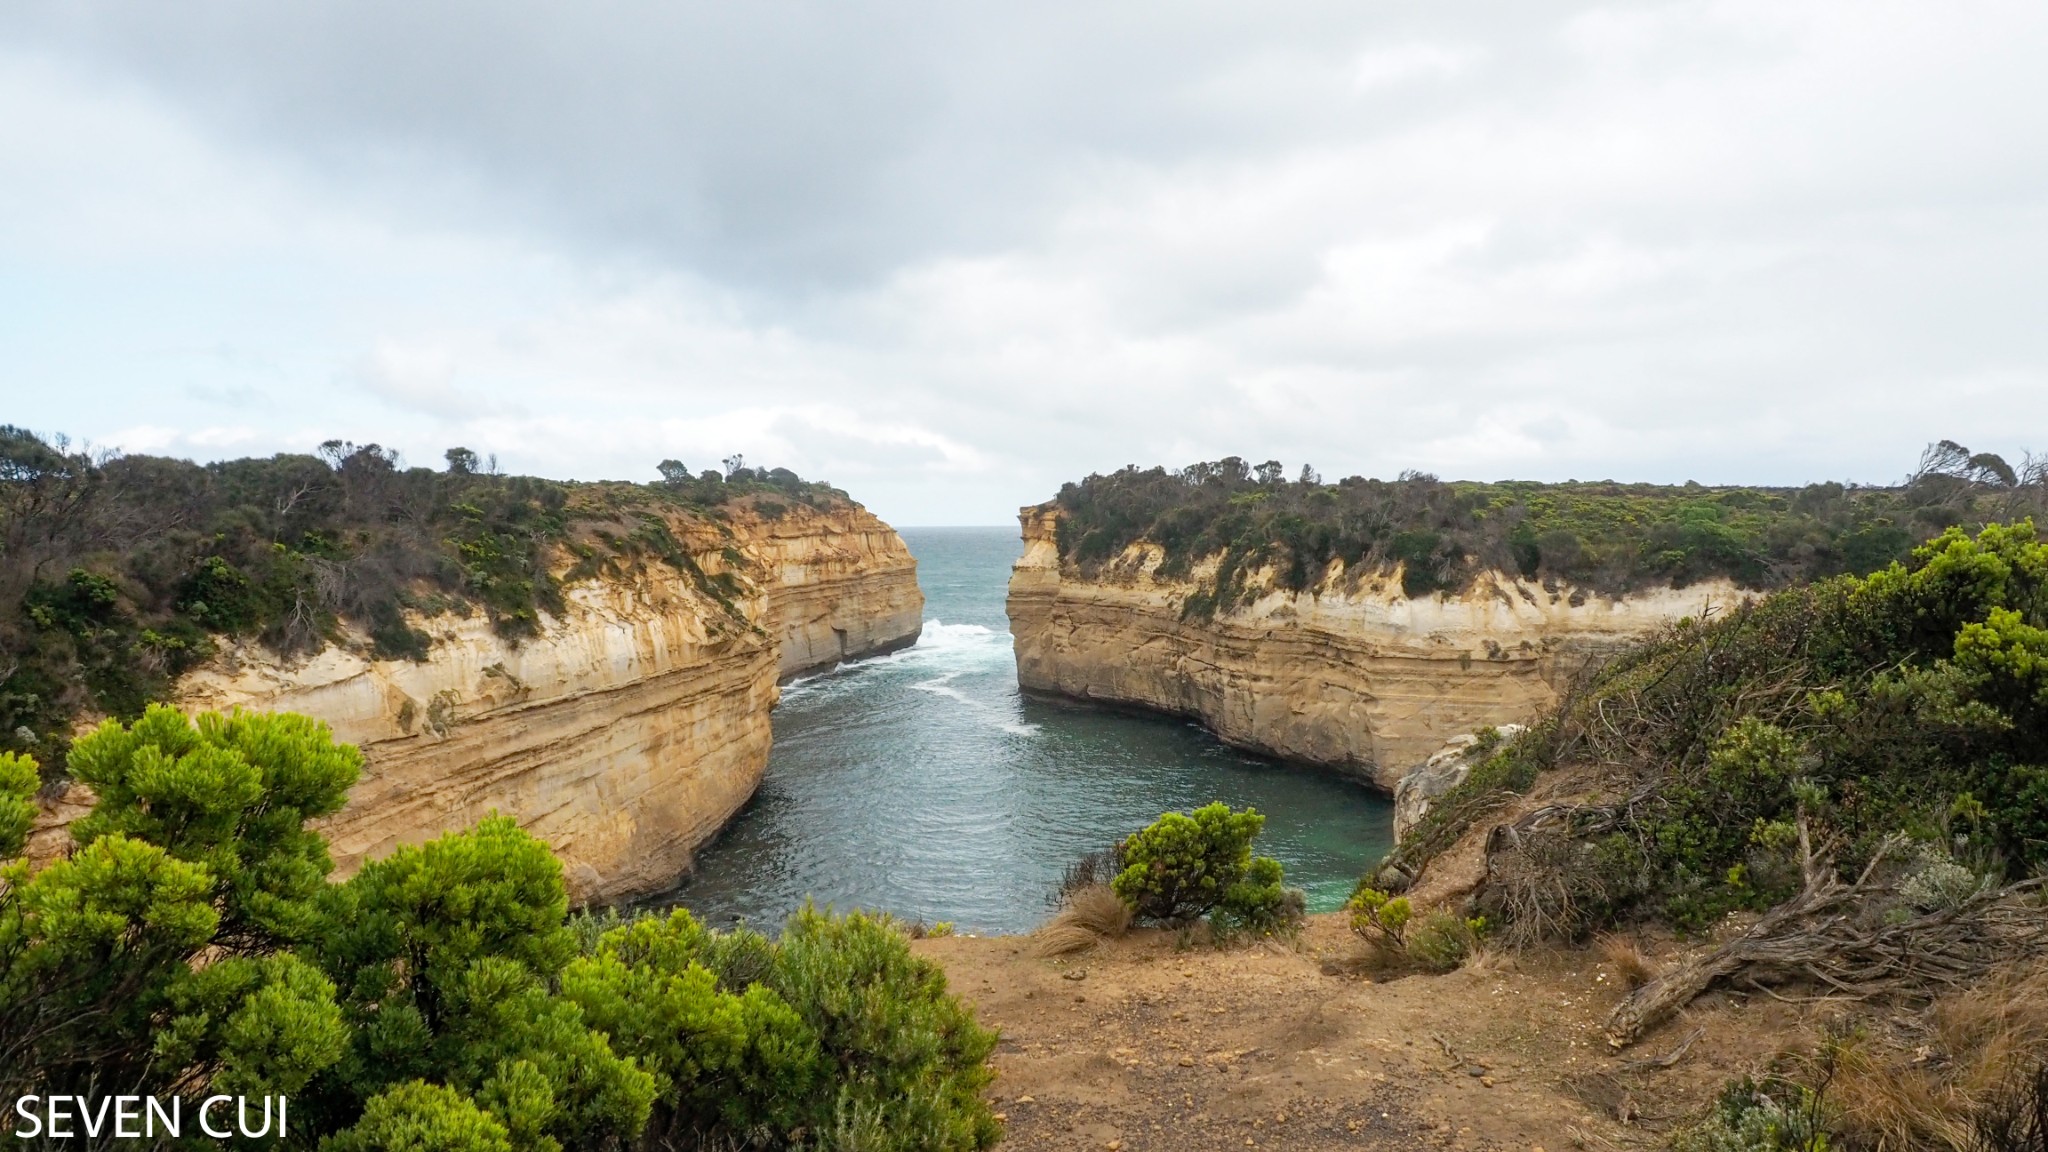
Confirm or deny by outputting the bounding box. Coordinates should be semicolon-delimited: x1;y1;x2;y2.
754;507;923;678
31;499;921;902
1392;725;1526;842
1008;506;1742;791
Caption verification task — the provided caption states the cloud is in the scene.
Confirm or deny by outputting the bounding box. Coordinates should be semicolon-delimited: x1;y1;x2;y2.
3;1;2047;525
101;424;269;455
358;341;525;421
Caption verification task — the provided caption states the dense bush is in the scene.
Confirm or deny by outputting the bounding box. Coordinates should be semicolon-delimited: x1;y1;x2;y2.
1;705;360;1103
1345;886;1486;973
1381;519;2048;941
1210;854;1305;940
0;427;848;778
1403;912;1488;972
1;709;1001;1152
0;752;34;859
1112;802;1264;923
563;904;1000;1151
1111;803;1303;938
1046;442;2047;618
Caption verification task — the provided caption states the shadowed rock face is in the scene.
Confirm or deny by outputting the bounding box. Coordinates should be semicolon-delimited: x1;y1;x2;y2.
1006;505;1740;792
30;500;922;903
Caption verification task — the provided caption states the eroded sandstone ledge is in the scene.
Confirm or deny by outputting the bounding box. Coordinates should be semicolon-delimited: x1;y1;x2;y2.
1006;505;1741;791
31;499;921;902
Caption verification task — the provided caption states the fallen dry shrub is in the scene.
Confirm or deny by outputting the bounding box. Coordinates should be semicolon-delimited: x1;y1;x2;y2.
1034;883;1132;957
1605;824;2048;1048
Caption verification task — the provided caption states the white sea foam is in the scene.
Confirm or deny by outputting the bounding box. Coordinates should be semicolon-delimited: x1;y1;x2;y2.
910;676;970;703
778;619;1024;720
894;621;1040;736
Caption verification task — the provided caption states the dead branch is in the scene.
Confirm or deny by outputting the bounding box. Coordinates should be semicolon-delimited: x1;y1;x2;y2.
1604;830;2048;1048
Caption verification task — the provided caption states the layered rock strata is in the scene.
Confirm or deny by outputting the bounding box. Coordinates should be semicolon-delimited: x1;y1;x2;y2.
31;500;921;902
1008;506;1741;791
755;508;923;678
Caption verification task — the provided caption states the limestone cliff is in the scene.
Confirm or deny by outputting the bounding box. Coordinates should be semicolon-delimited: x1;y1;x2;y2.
1007;506;1742;791
31;498;921;902
754;507;924;678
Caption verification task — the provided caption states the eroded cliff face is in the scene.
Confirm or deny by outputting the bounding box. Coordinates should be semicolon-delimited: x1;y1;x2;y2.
754;506;923;679
1007;506;1742;791
31;499;921;902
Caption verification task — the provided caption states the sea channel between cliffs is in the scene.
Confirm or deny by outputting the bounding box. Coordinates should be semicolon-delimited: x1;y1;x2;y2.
670;526;1396;935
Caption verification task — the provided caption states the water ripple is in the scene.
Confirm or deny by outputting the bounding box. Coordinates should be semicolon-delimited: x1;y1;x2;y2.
668;528;1393;934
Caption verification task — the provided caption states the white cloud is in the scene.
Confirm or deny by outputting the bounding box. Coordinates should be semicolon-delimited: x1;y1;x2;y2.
4;1;2047;524
1351;43;1482;91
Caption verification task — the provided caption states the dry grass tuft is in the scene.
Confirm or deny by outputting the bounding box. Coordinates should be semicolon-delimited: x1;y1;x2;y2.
1463;945;1516;974
1033;884;1132;957
1828;1040;1976;1151
1597;932;1654;989
1825;961;2048;1151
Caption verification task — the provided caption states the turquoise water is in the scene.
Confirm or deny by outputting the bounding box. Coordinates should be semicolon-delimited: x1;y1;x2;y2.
671;526;1394;934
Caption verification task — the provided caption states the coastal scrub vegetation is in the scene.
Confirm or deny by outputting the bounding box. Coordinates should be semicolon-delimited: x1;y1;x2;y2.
1386;519;2048;941
1040;803;1304;953
1345;886;1489;975
1375;518;2048;1147
1047;441;2048;616
0;427;844;779
0;706;1001;1151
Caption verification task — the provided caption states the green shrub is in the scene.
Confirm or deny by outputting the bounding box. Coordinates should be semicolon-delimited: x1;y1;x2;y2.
1405;913;1488;972
306;817;657;1152
1672;1077;1834;1152
6;707;1002;1152
1211;855;1305;939
1346;887;1484;972
1377;520;2048;942
1112;802;1265;924
768;906;1002;1151
562;904;1001;1151
1345;886;1413;946
1;708;361;1104
562;911;823;1143
324;1081;515;1152
0;750;36;859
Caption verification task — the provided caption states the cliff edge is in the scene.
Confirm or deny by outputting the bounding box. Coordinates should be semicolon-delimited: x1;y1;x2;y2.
1007;505;1738;790
31;496;921;902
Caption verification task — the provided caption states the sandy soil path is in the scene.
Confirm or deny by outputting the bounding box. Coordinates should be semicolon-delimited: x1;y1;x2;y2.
916;915;1811;1151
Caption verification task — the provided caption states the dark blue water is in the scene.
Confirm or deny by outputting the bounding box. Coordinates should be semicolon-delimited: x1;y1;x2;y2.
674;526;1394;934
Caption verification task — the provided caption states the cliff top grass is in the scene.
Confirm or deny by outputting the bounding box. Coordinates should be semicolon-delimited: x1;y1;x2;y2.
1046;442;2048;615
0;427;852;777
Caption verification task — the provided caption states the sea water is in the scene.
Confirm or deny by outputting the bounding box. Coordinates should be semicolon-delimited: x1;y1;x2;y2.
671;526;1394;934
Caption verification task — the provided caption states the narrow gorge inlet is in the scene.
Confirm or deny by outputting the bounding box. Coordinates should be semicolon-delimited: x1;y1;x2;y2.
673;526;1395;933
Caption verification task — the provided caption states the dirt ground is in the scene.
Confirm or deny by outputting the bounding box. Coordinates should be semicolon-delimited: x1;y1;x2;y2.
915;915;1825;1152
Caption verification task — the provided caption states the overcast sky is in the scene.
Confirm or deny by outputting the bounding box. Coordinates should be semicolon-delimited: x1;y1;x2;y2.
4;2;2045;525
